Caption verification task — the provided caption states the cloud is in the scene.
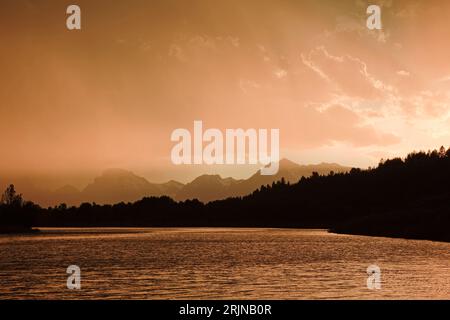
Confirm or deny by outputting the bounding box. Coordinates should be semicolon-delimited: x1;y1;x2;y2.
326;14;390;44
189;35;217;50
283;104;401;148
301;46;393;99
397;70;410;77
168;35;241;62
316;104;401;147
274;68;287;79
404;91;450;118
227;36;240;48
168;44;186;61
238;79;261;93
437;76;450;83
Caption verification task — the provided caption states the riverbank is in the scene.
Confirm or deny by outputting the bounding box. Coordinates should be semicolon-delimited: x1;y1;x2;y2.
0;227;40;234
330;209;450;243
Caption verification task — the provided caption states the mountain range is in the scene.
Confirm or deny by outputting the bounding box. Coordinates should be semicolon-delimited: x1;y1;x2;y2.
25;159;350;207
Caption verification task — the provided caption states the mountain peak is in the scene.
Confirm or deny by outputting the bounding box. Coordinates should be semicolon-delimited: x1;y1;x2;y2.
43;160;351;206
190;174;237;186
164;180;185;187
278;158;300;169
193;174;222;181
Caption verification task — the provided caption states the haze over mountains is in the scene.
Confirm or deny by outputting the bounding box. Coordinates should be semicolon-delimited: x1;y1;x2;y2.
22;159;350;207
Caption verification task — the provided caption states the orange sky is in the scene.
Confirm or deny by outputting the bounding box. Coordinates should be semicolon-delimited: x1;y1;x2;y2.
1;0;450;188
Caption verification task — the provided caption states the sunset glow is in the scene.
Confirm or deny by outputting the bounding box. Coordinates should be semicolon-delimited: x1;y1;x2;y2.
1;0;450;191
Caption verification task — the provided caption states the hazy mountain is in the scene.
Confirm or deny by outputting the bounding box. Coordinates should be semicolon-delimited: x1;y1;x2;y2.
52;185;81;206
175;175;242;202
79;169;156;204
80;169;184;205
175;159;351;202
36;160;350;206
240;159;351;192
158;180;185;199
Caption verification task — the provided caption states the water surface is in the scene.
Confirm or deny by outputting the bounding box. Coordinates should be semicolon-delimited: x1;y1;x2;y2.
0;228;449;299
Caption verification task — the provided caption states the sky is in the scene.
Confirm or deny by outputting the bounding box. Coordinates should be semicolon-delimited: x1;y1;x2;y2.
1;0;450;189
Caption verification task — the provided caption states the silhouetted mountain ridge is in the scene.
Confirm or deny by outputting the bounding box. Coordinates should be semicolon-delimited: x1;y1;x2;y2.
3;147;450;242
34;159;351;206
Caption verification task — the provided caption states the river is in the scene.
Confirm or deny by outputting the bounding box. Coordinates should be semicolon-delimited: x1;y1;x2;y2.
0;228;449;299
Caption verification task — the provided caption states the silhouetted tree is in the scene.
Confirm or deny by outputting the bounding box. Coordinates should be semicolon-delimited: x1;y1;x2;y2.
9;146;449;241
0;185;39;233
1;184;23;207
439;145;446;158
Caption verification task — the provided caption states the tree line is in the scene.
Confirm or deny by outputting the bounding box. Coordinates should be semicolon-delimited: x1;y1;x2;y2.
1;147;450;241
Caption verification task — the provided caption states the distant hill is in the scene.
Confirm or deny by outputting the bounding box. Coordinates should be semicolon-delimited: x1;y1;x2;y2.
175;159;350;202
33;160;350;206
175;175;243;202
159;180;185;198
232;159;350;199
79;169;184;205
52;185;81;206
31;147;450;242
8;147;450;242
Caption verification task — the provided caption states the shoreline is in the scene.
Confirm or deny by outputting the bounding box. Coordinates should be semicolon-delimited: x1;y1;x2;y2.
2;226;448;244
331;229;450;244
0;228;40;235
